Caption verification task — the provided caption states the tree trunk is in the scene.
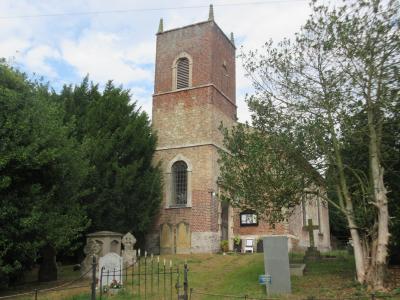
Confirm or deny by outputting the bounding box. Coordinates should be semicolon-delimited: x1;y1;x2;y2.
347;217;367;283
366;90;389;290
335;185;367;283
365;164;389;290
330;114;367;284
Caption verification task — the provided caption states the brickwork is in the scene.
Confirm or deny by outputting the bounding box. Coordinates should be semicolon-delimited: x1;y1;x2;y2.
232;208;289;236
149;18;237;254
154;21;235;101
210;24;236;101
147;15;331;254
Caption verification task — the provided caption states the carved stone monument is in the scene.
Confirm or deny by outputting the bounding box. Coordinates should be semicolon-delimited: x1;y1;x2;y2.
99;253;123;286
122;232;136;267
303;219;321;261
86;231;123;256
81;231;123;278
81;239;102;278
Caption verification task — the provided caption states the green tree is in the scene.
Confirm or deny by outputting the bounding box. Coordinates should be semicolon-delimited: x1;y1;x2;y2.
0;62;89;285
328;108;400;261
59;80;162;238
219;0;399;289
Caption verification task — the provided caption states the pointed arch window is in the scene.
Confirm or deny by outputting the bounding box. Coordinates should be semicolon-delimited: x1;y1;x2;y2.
172;161;188;206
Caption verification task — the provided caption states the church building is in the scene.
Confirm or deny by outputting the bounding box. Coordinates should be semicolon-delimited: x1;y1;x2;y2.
146;6;331;254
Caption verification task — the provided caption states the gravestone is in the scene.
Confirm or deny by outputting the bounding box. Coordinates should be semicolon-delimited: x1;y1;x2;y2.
122;232;136;268
263;236;291;295
303;219;321;261
176;222;191;254
81;231;123;278
81;239;102;278
160;223;173;254
99;253;123;286
38;244;57;282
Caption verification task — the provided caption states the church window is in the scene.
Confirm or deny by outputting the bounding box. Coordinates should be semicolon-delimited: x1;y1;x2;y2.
176;57;190;89
240;210;258;226
172;161;188;206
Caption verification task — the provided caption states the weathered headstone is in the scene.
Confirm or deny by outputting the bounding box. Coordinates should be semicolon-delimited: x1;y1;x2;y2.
303;219;321;261
122;232;136;267
263;236;291;295
99;253;123;286
38;244;57;282
160;223;173;254
81;239;102;278
176;222;191;254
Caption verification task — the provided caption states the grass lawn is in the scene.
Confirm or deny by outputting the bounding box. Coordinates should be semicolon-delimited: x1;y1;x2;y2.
2;252;399;299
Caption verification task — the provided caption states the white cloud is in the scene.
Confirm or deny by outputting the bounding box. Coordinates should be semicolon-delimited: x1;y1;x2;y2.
0;0;313;122
61;31;152;84
22;45;61;77
0;38;30;61
126;41;156;65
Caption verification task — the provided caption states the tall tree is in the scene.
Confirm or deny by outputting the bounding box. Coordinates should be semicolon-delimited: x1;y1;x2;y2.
59;80;162;237
219;0;399;289
0;62;89;285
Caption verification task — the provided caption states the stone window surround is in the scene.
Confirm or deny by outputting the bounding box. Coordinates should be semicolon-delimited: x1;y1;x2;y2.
172;52;193;91
165;154;193;209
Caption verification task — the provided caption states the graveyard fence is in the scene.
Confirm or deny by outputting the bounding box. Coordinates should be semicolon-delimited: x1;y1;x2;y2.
97;254;188;300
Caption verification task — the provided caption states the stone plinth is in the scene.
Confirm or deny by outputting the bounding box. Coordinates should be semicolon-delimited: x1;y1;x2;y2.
304;246;321;261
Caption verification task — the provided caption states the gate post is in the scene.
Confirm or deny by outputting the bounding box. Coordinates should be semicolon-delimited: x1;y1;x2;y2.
91;256;97;300
183;263;188;300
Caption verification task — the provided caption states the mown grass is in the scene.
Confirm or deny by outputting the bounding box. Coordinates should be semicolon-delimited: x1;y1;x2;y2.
3;252;399;299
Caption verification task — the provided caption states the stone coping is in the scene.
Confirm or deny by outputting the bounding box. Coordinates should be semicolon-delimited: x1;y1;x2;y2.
86;231;123;237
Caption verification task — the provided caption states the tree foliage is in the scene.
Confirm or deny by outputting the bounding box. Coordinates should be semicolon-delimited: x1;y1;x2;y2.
58;79;162;236
219;0;399;289
0;64;162;286
0;62;89;285
219;124;322;224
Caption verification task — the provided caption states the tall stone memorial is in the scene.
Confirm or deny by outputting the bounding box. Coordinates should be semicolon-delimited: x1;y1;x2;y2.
122;232;136;268
304;219;321;261
81;239;102;278
81;231;123;278
263;236;291;295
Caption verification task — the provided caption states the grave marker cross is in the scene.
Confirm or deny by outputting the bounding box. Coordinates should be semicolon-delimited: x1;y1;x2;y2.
303;218;319;248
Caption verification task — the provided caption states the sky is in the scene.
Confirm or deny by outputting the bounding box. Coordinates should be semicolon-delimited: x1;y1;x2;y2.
0;0;313;123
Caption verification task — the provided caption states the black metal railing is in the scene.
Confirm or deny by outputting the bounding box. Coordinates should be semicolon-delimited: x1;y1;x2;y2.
98;255;189;300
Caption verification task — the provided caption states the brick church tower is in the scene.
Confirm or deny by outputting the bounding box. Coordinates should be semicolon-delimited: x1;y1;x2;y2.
147;6;237;253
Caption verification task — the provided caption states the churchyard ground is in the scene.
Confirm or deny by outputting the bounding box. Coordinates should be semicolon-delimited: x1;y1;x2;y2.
2;251;399;299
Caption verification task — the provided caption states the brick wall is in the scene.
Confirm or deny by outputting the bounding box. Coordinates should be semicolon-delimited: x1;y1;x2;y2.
232;208;289;236
154;21;235;101
149;19;237;253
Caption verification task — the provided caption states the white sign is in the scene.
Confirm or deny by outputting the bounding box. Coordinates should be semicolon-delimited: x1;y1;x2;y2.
99;253;123;286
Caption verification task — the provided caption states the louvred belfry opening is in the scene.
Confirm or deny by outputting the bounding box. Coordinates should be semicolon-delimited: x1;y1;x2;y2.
176;57;190;89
